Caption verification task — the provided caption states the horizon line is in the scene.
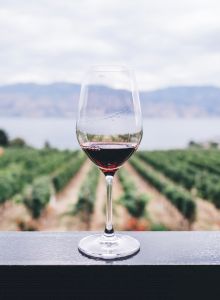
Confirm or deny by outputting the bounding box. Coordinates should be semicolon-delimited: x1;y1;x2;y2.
0;82;219;93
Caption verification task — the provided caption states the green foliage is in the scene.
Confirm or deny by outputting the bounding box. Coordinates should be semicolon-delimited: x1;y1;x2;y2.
0;129;9;146
0;148;65;169
0;145;88;221
23;176;53;218
74;166;99;215
10;150;85;218
0;164;28;203
195;173;220;208
0;148;79;203
118;168;149;218
0;175;14;203
137;150;220;209
151;224;168;231
10;137;26;147
52;152;86;191
138;151;196;190
130;156;196;221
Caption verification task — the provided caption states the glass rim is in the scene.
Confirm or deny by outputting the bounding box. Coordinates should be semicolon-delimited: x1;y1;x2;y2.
87;64;132;73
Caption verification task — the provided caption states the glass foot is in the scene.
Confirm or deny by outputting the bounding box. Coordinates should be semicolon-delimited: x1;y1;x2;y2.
78;233;140;260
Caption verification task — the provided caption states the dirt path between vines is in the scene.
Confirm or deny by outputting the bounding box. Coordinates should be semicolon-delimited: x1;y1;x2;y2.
124;163;189;230
192;199;220;230
0;161;129;232
0;201;30;231
0;160;93;231
140;160;220;230
90;173;129;231
38;159;92;231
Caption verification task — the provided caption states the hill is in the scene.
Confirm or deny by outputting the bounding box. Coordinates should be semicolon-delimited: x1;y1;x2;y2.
0;83;220;118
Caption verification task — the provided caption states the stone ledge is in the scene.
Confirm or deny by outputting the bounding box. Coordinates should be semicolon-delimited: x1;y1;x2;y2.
0;232;220;298
0;231;220;265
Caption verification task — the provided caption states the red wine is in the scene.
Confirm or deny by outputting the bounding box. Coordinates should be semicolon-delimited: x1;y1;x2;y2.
81;142;137;176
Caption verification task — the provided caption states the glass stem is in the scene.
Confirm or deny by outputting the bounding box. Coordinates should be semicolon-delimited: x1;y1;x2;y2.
104;175;114;236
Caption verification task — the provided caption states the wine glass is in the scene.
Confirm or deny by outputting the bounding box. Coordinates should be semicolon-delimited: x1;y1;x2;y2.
76;65;143;259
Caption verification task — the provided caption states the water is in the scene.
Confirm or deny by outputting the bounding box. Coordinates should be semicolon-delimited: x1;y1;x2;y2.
0;118;220;150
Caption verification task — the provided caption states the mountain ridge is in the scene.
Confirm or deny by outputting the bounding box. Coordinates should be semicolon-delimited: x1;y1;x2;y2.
0;83;220;118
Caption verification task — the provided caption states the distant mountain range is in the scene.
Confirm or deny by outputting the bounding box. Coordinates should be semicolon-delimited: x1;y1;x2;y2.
0;83;220;118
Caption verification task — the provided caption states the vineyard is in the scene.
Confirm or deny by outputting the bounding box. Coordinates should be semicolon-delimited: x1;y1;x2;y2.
0;147;220;231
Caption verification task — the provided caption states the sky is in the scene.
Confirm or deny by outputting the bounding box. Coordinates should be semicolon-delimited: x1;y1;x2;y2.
0;0;220;90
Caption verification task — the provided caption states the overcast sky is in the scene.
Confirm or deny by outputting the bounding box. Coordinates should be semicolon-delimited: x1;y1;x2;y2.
0;0;220;90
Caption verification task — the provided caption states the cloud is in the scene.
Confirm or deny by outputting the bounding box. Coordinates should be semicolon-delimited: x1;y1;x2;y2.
0;0;220;89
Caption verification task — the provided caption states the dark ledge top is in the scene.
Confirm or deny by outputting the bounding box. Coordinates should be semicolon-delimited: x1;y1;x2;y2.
0;231;220;265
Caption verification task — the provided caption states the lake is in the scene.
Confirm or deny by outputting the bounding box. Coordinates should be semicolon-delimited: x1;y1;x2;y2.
0;118;220;150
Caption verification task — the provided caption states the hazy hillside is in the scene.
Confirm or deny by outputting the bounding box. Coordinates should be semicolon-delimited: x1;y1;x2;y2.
0;83;220;118
141;86;220;117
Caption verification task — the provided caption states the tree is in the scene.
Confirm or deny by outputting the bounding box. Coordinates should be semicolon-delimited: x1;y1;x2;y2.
44;140;51;149
0;129;9;146
210;142;218;149
10;137;26;148
188;140;200;148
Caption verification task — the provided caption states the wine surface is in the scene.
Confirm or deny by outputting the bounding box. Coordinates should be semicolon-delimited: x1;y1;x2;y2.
81;142;136;175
